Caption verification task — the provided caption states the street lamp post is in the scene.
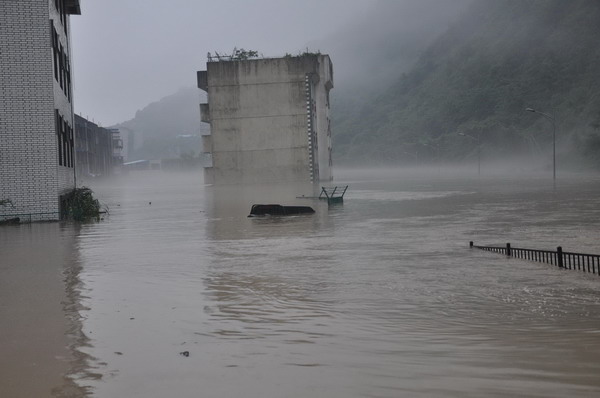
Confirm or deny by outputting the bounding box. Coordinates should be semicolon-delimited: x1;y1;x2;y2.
525;108;556;181
458;133;480;175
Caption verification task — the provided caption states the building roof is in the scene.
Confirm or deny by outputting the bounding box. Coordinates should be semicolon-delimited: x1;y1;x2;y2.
65;0;81;15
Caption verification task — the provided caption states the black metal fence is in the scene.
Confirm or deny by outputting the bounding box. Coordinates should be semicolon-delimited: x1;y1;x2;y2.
470;241;600;276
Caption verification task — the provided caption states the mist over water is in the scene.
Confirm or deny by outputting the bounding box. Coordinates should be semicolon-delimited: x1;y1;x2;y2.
3;169;599;397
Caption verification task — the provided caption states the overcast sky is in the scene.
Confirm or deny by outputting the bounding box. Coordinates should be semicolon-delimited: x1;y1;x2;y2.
71;0;375;126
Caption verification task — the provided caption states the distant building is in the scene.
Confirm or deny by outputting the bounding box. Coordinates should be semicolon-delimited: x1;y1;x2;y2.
109;128;124;171
74;115;123;178
0;0;81;222
197;54;334;185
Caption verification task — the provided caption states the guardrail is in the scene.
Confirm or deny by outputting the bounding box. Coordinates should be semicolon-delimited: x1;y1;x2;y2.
320;185;348;205
470;241;600;276
0;212;60;224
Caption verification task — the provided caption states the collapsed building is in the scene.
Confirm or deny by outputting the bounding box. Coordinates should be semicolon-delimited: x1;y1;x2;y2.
197;54;334;185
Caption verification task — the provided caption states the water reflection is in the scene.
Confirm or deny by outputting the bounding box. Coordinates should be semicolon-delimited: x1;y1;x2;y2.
205;182;328;240
202;183;338;353
0;222;93;398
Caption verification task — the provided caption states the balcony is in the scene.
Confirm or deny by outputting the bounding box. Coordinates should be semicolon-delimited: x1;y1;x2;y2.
202;135;212;151
200;103;210;123
197;71;207;91
202;152;213;168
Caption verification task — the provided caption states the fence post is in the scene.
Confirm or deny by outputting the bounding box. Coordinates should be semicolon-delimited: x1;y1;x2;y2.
506;243;511;257
470;241;473;248
557;247;563;268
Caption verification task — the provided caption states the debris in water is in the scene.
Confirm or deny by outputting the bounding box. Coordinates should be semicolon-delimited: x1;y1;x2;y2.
248;204;315;217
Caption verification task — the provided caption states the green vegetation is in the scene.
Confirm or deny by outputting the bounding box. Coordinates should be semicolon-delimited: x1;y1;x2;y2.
300;49;322;57
231;48;259;60
333;0;600;168
61;187;103;221
209;48;260;61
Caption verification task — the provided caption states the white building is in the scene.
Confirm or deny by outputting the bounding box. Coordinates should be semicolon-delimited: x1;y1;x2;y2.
0;0;80;222
197;54;334;185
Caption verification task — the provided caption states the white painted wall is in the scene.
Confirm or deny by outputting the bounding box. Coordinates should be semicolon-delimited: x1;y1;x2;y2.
0;0;77;221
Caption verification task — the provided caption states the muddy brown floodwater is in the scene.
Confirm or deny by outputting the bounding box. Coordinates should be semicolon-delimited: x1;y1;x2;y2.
2;169;600;397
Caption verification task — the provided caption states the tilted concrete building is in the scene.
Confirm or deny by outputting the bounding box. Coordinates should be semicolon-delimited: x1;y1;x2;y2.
0;0;80;222
197;54;334;185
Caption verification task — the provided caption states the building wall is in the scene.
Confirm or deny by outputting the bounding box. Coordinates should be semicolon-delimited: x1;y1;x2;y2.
314;57;334;181
199;55;333;185
0;0;78;222
50;0;77;199
75;115;119;179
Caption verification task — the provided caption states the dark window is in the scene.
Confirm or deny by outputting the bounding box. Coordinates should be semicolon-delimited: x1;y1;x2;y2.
65;54;71;101
68;124;74;167
51;23;59;81
55;0;68;35
55;110;74;168
62;119;67;166
50;21;71;101
56;110;63;166
59;44;64;90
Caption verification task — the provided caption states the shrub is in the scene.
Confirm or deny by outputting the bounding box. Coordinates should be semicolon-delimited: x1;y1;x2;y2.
62;187;102;221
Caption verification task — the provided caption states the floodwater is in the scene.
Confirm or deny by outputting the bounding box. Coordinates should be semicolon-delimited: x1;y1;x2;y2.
2;169;600;397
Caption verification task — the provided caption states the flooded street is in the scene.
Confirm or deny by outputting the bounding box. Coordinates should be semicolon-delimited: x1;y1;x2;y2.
3;169;600;397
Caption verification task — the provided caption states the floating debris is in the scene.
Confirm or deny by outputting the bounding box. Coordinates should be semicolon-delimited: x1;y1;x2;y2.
248;204;315;217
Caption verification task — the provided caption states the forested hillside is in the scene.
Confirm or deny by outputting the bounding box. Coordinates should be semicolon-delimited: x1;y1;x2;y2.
333;0;600;168
113;87;207;160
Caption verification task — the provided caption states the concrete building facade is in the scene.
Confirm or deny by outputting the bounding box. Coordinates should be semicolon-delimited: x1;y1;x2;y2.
0;0;80;222
197;54;333;185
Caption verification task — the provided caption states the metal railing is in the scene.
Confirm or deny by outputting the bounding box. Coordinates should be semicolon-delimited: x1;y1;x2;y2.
320;185;348;204
0;212;60;224
470;241;600;276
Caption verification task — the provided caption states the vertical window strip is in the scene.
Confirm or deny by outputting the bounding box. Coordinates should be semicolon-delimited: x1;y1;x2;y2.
60;0;65;33
62;119;67;167
63;0;68;36
55;110;74;168
69;124;74;168
62;51;68;95
56;110;63;166
58;44;64;89
65;54;71;101
52;27;59;81
64;120;69;167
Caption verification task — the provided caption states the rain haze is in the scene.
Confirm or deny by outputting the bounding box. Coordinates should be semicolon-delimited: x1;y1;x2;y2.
3;1;600;397
71;0;374;125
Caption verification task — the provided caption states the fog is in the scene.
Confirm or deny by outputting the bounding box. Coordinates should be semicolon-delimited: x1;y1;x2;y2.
310;0;471;90
71;0;373;126
71;0;477;126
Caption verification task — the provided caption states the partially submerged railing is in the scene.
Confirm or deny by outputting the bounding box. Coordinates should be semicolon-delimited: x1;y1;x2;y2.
470;241;600;276
320;185;348;204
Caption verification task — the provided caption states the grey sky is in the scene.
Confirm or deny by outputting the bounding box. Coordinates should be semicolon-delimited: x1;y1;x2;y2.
71;0;374;126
